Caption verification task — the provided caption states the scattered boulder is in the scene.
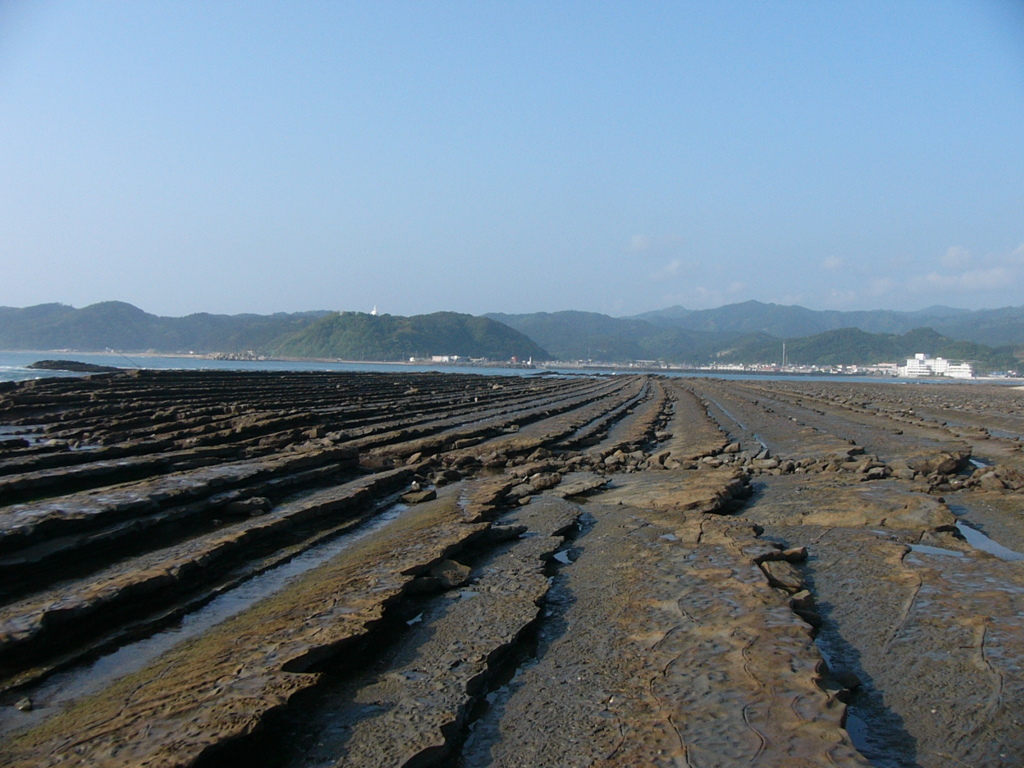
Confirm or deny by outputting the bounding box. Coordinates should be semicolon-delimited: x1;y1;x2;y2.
481;452;508;468
782;546;808;563
402;489;437;504
603;453;624;468
650;450;672;469
528;472;562;492
430;559;471;589
760;560;806;593
976;472;1008;491
906;450;971;477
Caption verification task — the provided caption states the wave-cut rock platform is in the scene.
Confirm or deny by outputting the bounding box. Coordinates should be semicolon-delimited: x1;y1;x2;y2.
1;370;1023;767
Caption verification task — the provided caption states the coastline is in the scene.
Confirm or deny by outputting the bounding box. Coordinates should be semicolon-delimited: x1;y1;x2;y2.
2;349;1023;386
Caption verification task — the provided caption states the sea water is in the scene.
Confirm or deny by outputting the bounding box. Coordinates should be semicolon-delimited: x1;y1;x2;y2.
0;350;540;383
2;349;1016;385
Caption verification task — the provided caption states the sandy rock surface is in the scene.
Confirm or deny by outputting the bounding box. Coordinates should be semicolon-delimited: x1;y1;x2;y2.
0;371;1022;766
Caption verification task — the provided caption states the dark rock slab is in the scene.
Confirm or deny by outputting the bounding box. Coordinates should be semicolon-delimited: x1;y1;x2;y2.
27;361;121;373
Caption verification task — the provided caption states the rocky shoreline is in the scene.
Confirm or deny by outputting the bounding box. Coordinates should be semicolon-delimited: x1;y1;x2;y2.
0;370;1022;766
25;359;123;373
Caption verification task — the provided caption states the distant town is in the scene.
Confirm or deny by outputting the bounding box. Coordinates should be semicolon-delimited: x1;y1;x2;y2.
3;301;1022;380
178;350;1020;380
534;353;1019;380
403;354;1017;380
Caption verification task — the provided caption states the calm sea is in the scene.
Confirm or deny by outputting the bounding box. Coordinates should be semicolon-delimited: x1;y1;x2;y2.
0;349;963;386
0;350;540;383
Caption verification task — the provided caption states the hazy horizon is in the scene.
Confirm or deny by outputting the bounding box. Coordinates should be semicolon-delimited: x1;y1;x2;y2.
3;296;1021;321
2;2;1022;318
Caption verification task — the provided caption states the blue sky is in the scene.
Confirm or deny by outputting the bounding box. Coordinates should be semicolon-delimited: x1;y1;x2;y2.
1;1;1022;318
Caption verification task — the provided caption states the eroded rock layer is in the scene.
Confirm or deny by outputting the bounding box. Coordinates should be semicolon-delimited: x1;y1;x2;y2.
0;370;1022;766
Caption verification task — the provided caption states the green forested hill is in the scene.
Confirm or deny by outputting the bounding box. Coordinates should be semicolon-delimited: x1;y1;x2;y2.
631;300;1024;345
269;311;549;361
0;303;547;362
491;309;1022;369
0;302;328;353
1;301;1020;369
485;310;733;361
715;327;1020;370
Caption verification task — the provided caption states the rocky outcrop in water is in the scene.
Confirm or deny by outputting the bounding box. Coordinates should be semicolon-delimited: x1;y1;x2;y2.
26;360;121;373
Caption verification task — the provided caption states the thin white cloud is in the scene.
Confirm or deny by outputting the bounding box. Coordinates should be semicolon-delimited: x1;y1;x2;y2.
822;256;843;271
940;245;972;269
628;233;684;258
693;286;715;300
869;277;896;297
647;258;685;282
923;266;1010;292
629;234;651;253
828;290;859;306
911;243;1024;297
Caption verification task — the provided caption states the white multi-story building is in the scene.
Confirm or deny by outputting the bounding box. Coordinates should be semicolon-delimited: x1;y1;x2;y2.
898;353;974;379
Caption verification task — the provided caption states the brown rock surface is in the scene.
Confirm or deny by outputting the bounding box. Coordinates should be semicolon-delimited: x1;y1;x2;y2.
461;506;866;767
1;371;1023;767
594;467;751;514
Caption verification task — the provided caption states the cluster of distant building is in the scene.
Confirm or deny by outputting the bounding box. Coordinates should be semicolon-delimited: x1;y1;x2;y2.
411;352;993;379
555;352;993;379
861;355;975;378
759;353;976;378
892;353;975;379
776;352;982;378
409;355;536;368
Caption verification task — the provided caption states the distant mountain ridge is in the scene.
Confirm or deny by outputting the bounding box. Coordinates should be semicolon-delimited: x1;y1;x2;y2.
714;327;1019;370
0;302;547;362
488;303;1024;371
0;302;329;354
630;300;1024;344
2;300;1023;370
485;310;737;362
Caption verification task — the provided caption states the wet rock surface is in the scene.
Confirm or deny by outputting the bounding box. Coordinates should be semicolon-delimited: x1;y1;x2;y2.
0;371;1022;766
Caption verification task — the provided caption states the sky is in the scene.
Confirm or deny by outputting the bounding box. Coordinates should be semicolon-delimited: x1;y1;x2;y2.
1;1;1023;319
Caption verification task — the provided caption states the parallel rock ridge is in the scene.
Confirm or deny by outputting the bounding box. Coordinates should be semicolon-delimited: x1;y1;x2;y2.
0;370;1022;766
